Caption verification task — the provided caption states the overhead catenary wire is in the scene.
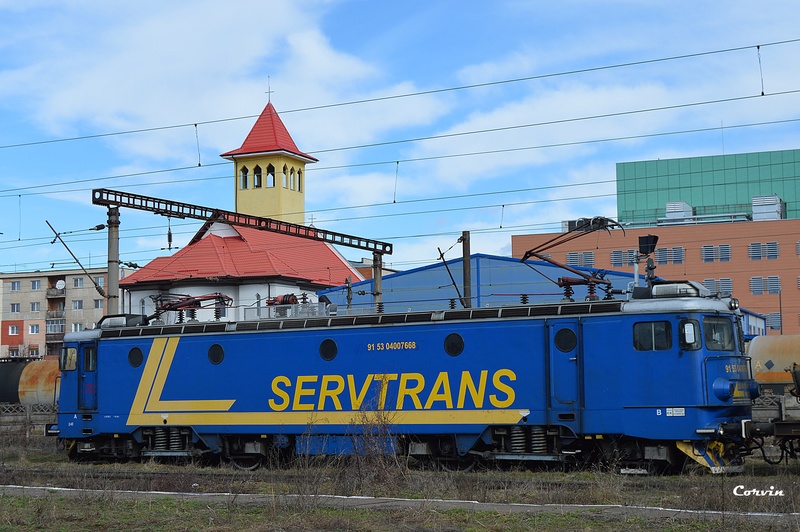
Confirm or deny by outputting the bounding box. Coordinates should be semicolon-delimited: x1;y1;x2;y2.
2;115;799;200
0;38;798;151
1;40;799;270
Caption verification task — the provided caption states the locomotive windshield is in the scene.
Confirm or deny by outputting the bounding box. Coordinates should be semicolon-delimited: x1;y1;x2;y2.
703;316;735;351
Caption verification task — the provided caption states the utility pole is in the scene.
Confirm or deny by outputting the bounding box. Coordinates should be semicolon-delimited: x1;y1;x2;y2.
461;231;471;308
106;207;120;315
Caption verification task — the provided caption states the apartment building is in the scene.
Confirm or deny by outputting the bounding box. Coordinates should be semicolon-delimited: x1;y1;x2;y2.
0;268;110;358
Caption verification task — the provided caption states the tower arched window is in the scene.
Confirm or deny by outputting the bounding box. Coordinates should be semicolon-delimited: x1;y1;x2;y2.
282;165;288;188
290;168;296;190
267;164;275;187
240;166;249;189
253;165;262;188
297;170;302;192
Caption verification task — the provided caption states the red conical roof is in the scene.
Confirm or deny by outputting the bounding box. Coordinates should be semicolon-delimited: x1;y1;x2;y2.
220;102;318;162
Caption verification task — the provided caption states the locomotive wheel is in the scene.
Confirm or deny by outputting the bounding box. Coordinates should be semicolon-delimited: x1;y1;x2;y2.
230;455;263;471
437;455;475;472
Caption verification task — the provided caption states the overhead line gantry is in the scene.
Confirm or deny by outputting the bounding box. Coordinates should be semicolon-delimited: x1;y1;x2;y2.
92;188;392;314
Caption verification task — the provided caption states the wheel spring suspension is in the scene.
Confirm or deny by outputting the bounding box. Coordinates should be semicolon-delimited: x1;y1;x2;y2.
154;428;169;451
510;426;528;453
170;427;183;450
530;427;548;453
153;427;186;451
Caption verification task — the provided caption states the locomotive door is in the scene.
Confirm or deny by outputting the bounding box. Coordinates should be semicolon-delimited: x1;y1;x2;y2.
78;345;97;410
546;319;582;431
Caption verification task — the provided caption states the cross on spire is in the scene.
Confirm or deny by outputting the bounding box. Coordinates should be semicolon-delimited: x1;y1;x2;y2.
266;76;274;102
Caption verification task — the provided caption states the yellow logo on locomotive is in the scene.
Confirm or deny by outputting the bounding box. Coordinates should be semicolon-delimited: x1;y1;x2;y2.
127;337;524;427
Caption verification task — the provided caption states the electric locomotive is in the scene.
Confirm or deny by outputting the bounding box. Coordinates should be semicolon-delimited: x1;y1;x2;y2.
49;278;758;473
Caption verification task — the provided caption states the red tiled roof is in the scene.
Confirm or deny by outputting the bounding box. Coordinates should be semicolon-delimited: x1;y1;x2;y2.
220;102;318;162
120;224;359;287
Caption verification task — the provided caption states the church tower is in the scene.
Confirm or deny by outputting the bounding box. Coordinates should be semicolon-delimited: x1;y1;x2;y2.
221;102;318;224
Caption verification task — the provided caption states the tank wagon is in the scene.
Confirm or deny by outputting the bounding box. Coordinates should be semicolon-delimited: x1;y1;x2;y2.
49;279;758;472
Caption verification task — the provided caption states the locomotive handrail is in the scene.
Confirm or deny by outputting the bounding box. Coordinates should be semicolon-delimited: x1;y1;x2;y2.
98;300;625;338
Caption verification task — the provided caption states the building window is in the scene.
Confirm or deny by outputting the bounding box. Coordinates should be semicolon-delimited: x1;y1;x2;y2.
71;323;84;332
9;348;19;357
72;300;83;310
749;242;779;260
267;164;275;187
751;276;782;295
766;241;779;259
719;278;733;295
253;165;262;188
282;165;288;188
767;276;781;294
701;244;731;263
290;168;296;190
610;250;623;267
29;347;39;357
30;302;40;312
10;303;20;313
46;319;65;334
8;325;19;335
702;278;733;296
767;312;782;331
31;280;41;290
10;281;20;291
239;166;249;189
94;276;104;287
94;299;104;309
73;277;84;288
566;251;595;267
297;170;302;192
750;277;764;295
29;324;39;334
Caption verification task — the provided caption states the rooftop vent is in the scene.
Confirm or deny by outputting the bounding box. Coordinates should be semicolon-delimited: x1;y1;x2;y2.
752;195;784;221
665;202;693;219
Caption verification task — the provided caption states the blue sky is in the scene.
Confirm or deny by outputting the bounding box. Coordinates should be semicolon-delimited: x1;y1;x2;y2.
0;1;798;274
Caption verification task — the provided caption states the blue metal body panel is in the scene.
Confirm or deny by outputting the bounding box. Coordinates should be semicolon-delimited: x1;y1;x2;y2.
54;293;756;467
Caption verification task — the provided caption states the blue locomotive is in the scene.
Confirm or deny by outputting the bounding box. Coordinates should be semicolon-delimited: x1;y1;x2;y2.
49;278;758;473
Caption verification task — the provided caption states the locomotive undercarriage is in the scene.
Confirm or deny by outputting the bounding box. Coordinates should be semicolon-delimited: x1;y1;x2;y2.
63;423;736;474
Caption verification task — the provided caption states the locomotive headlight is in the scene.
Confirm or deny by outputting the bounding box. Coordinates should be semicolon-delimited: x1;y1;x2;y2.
712;378;734;401
728;298;739;310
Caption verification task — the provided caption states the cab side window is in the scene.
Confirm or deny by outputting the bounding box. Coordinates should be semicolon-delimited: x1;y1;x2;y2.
633;321;672;351
84;347;97;372
60;347;77;371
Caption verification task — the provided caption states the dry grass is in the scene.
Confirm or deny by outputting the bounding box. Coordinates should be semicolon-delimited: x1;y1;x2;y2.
0;434;798;530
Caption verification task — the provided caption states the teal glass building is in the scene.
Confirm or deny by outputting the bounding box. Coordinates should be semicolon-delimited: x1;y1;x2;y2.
616;148;800;224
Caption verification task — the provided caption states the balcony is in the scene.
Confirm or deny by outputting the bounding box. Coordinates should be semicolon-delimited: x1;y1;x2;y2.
45;333;65;344
46;310;65;319
46;288;66;298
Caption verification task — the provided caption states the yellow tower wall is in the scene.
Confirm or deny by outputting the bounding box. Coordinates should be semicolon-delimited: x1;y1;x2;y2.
233;153;307;225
